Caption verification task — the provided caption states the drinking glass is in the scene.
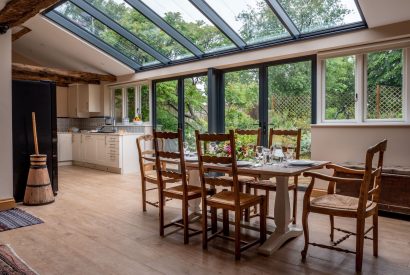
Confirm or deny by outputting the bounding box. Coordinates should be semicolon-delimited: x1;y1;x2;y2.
273;142;284;163
255;146;263;165
286;144;295;161
183;141;190;156
262;147;271;164
209;142;217;155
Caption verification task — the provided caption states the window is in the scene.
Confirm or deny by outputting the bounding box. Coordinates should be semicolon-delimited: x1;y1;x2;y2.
366;49;403;120
324;55;356;121
112;83;151;124
268;60;312;157
184;76;208;147
224;68;259;131
320;46;409;124
155;80;178;132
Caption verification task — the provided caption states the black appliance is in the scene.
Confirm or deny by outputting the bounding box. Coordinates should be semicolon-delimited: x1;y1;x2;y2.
12;80;58;202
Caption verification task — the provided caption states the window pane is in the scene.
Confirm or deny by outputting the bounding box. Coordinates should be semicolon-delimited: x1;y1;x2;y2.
278;0;362;33
205;0;290;44
225;69;259;131
366;49;403;120
268;61;312;158
126;87;136;121
325;56;356;120
156;80;178;131
184;76;208;148
141;0;235;53
140;84;150;122
114;88;123;123
55;1;159;66
84;0;193;61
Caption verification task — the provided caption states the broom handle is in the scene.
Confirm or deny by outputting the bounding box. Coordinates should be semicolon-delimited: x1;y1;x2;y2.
32;112;39;155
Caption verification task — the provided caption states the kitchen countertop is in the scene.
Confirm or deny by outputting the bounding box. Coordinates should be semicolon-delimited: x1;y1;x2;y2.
69;132;144;136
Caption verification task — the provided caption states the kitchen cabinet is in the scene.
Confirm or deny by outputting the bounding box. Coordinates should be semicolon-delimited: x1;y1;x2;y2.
78;84;101;113
68;84;101;118
56;87;68;117
72;133;139;174
57;133;73;165
72;133;83;162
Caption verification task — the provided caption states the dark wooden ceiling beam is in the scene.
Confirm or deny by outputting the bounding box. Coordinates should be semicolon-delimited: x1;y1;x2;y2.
0;0;59;33
12;26;31;42
12;63;117;85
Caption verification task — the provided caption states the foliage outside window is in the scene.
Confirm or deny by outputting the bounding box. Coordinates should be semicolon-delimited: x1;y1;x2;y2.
155;80;178;132
366;49;403;120
112;84;150;124
184;76;208;149
268;61;312;157
324;55;356;120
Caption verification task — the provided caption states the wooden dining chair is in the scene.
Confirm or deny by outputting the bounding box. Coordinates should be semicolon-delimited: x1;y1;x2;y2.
248;128;301;224
195;130;266;260
153;129;205;244
137;135;178;212
301;139;387;272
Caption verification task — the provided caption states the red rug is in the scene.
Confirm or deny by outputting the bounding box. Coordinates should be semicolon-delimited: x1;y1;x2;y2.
0;244;38;274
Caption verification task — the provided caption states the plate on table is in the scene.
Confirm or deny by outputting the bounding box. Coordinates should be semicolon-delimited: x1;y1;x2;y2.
237;160;253;167
288;160;316;166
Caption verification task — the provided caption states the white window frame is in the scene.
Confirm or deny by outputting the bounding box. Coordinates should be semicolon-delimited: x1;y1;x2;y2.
110;81;151;124
318;44;410;125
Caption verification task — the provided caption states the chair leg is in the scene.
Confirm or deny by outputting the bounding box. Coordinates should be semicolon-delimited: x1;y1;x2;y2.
141;179;147;212
253;188;258;215
292;186;297;225
266;189;270;217
373;213;378;257
355;218;365;272
260;197;267;244
330;215;335;242
244;183;250;222
202;199;208;249
223;209;229;236
211;207;217;234
301;210;309;261
183;198;189;244
235;210;241;261
159;190;165;237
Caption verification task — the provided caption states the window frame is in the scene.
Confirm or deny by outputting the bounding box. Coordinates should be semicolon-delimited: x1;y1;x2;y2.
318;45;410;125
110;82;151;124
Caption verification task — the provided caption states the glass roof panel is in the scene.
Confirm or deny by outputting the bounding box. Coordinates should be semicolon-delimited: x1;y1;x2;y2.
140;0;236;53
277;0;363;34
55;1;160;66
204;0;291;45
84;0;194;61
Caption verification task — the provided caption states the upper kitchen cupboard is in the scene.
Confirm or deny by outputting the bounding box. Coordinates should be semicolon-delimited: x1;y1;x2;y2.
56;86;69;117
67;84;101;118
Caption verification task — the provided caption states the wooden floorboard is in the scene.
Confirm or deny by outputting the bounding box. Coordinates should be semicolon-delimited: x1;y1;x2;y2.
0;166;409;274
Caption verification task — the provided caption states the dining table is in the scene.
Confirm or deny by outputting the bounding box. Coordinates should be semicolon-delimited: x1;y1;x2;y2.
144;154;330;256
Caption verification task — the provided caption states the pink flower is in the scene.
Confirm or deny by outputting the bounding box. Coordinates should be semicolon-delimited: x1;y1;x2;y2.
224;144;231;155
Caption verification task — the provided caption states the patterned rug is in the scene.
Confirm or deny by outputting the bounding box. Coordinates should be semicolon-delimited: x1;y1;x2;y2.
0;209;43;232
0;244;38;274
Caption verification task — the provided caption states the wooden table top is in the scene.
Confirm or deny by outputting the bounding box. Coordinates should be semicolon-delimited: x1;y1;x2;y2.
144;155;330;177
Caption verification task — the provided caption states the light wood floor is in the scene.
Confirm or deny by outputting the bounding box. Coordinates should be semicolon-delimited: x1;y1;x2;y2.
1;166;410;274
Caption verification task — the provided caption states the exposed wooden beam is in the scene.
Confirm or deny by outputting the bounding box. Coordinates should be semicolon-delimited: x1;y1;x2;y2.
12;26;31;42
12;63;117;85
0;0;59;32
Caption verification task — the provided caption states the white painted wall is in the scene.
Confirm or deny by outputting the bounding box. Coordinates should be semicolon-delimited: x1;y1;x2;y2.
0;31;13;199
311;125;410;167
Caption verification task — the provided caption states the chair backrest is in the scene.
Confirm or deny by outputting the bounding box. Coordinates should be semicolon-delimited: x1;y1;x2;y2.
136;134;155;178
269;129;302;160
358;139;387;212
195;130;241;204
153;129;187;192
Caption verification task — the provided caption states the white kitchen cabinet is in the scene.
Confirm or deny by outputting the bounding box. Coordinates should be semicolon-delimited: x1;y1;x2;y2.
57;133;73;165
95;135;108;164
72;133;83;162
83;134;97;163
56;87;68;117
78;84;101;113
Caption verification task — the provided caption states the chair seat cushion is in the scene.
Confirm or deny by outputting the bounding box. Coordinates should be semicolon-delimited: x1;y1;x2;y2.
311;194;374;211
207;191;261;207
218;175;256;183
251;179;295;190
163;184;202;197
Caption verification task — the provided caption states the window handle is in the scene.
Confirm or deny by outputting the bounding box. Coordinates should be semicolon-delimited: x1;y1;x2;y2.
355;93;358;102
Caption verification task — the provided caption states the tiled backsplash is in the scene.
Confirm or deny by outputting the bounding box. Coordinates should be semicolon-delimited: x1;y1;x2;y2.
57;118;151;133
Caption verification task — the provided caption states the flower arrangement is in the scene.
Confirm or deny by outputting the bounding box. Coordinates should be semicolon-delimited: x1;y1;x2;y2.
207;142;255;160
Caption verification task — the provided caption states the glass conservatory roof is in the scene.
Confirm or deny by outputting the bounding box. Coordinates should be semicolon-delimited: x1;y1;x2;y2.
45;0;366;71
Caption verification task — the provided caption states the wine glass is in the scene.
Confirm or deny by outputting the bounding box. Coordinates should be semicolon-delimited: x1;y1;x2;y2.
183;141;190;156
262;147;271;165
255;146;263;165
286;144;295;162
